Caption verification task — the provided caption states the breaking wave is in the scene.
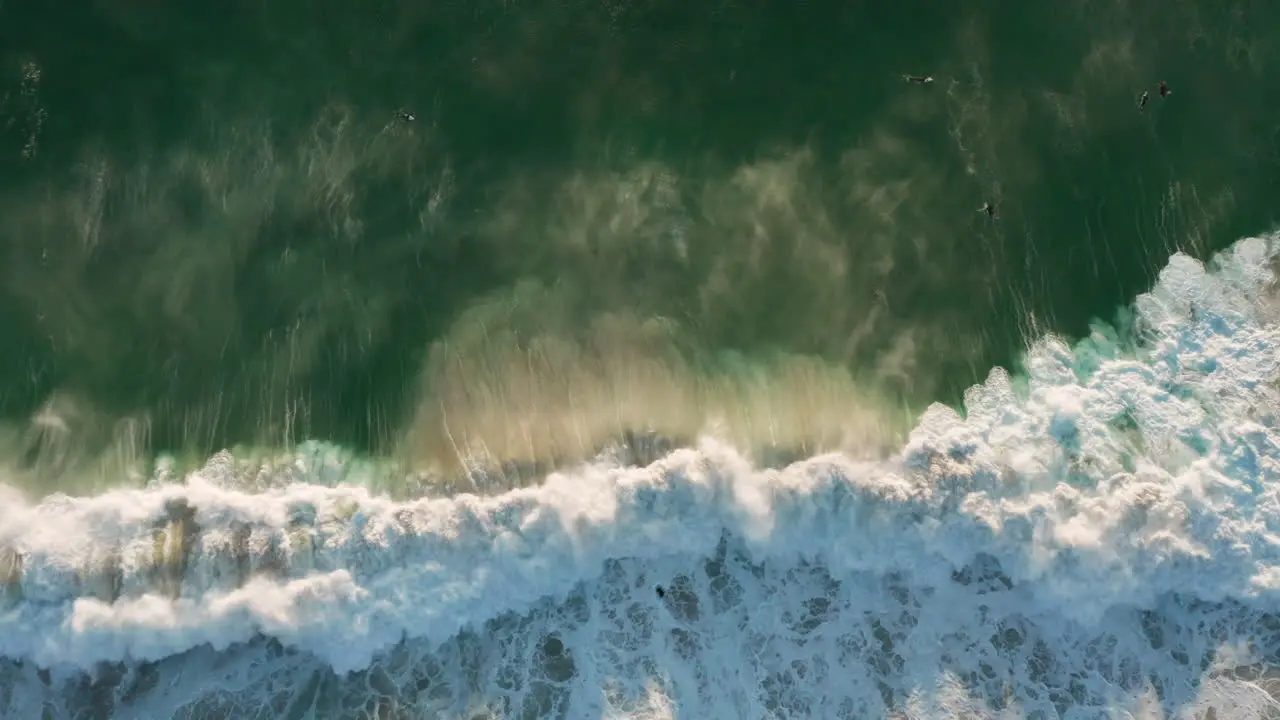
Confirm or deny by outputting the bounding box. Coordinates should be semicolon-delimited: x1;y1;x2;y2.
3;234;1280;717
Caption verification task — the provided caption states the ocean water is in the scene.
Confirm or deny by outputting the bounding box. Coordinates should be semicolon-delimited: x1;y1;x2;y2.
4;238;1280;718
5;0;1280;717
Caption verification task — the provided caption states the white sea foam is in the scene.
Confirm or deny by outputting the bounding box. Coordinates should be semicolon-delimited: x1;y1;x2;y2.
5;236;1280;718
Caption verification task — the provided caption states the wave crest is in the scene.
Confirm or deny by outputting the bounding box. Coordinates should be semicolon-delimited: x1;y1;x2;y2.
3;236;1280;716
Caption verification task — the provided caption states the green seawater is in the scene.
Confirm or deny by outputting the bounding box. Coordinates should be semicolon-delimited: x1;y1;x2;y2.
0;0;1277;495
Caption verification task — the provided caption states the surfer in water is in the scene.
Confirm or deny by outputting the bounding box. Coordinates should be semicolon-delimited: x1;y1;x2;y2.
979;201;997;219
902;74;934;84
1158;80;1171;98
398;109;416;122
1138;90;1149;111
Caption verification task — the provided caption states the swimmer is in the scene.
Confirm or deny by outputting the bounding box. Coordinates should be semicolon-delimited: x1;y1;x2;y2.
903;74;934;84
979;201;997;219
398;110;416;122
1158;80;1171;98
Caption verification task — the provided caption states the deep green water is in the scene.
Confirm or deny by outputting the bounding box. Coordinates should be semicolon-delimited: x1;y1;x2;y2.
1;0;1278;492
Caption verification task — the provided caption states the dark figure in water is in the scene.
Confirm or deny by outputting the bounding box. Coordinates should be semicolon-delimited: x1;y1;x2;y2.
903;74;934;84
1138;90;1149;111
655;586;666;599
398;110;416;122
979;202;997;219
1159;81;1172;98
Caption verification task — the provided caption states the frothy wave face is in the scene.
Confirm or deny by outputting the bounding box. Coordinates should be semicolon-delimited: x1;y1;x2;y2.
3;236;1280;717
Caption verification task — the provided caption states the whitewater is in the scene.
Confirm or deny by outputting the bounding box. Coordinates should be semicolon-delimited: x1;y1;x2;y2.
5;235;1280;718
